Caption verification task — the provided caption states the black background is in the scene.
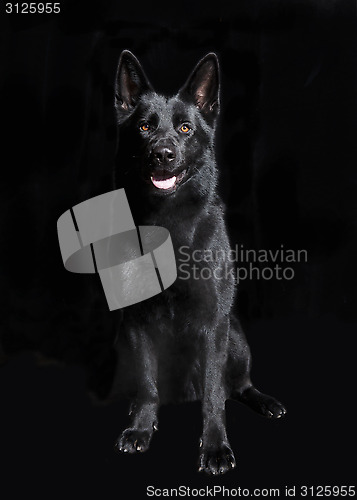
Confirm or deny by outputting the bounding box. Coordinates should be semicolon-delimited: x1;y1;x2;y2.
0;0;356;498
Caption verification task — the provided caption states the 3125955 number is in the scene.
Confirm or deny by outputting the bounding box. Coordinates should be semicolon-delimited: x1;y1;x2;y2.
5;3;61;14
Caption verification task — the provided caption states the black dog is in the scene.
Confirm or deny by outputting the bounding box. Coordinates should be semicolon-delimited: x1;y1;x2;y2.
112;50;286;475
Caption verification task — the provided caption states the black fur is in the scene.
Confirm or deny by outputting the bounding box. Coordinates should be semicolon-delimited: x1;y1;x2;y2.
112;50;286;475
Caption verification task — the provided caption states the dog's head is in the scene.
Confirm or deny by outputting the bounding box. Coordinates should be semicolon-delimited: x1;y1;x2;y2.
114;50;220;197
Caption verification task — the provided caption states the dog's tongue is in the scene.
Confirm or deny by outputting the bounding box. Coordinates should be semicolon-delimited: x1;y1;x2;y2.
151;175;176;190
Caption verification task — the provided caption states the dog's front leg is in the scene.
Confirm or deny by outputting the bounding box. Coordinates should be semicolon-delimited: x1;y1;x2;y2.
199;320;236;475
117;329;159;454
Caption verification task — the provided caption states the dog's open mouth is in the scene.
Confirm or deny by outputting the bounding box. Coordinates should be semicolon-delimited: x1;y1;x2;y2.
150;170;187;191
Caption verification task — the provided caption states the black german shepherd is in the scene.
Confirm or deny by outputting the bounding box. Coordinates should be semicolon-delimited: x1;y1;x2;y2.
112;50;286;475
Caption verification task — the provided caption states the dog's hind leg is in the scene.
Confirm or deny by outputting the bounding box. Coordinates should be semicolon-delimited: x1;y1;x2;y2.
115;324;159;454
227;317;287;419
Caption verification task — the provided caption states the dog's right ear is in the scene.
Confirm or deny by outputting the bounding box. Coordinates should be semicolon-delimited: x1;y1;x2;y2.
178;53;220;123
115;50;152;119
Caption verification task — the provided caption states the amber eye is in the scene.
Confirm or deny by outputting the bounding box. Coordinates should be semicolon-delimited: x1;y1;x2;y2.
140;123;150;132
180;124;191;133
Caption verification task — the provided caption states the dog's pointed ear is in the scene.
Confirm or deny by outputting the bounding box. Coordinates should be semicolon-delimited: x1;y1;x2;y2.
115;50;152;117
178;53;220;120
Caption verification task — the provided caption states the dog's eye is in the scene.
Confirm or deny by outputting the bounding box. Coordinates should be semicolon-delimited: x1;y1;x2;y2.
140;123;150;132
180;124;191;133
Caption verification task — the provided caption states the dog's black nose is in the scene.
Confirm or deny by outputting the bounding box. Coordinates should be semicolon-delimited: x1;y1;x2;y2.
153;146;176;164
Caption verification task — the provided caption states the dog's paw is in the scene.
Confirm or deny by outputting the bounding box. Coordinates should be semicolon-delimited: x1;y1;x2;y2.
198;442;236;475
237;387;287;419
115;428;153;454
258;396;287;418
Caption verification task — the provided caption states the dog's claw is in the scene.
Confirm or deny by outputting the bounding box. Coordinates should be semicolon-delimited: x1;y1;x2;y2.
116;428;153;454
198;442;236;475
238;388;287;419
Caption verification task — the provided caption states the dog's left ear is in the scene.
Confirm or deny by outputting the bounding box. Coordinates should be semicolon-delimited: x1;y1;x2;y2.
115;50;152;120
178;53;220;121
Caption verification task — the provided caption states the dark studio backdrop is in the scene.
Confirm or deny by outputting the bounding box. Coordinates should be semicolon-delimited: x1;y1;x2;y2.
0;0;356;497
